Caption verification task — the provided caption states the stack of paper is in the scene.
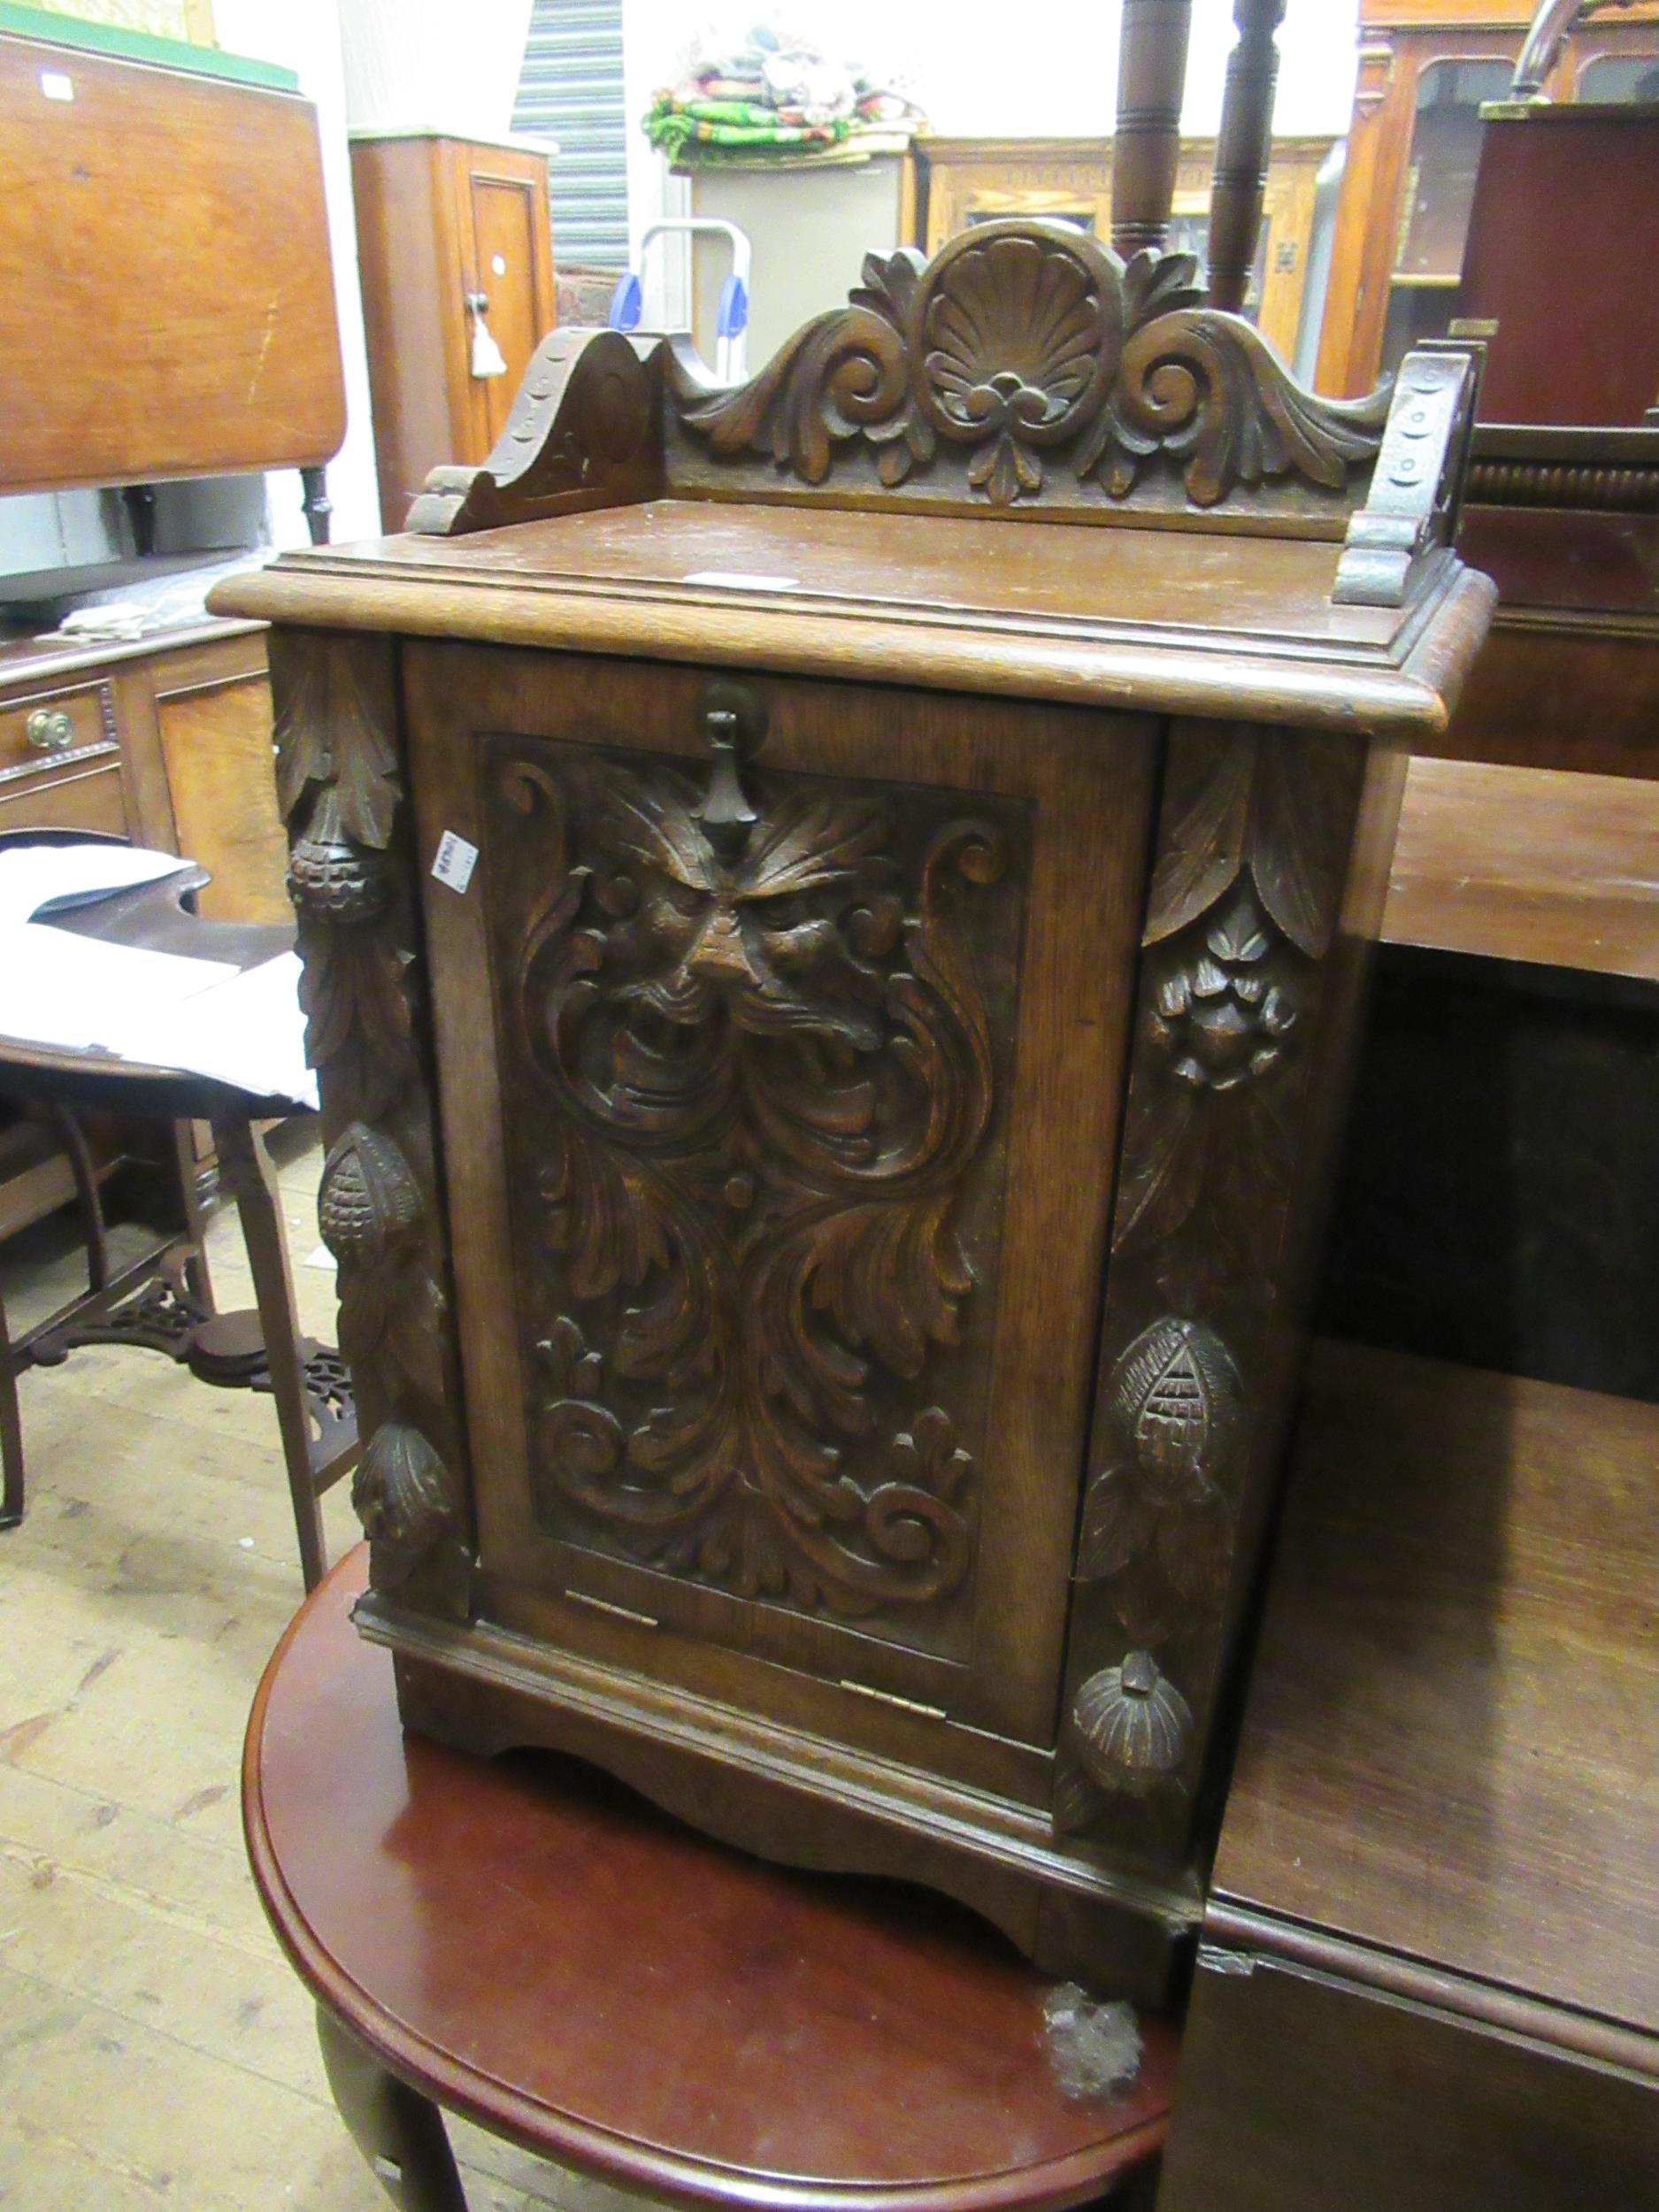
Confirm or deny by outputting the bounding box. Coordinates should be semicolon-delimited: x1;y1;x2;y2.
0;842;195;930
0;842;316;1108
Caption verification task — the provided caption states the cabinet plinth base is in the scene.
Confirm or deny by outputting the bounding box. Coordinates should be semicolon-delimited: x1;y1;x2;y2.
355;1593;1199;2007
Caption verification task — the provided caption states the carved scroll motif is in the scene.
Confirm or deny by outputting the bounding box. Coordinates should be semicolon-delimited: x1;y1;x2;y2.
1056;721;1365;1839
272;634;470;1610
674;221;1390;511
409;327;662;536
484;706;1023;1624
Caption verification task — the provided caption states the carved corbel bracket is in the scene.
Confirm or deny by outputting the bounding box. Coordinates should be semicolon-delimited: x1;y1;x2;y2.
406;327;664;537
1333;342;1482;608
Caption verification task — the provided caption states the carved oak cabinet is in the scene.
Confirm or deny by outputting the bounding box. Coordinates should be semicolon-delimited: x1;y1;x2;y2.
212;222;1494;1995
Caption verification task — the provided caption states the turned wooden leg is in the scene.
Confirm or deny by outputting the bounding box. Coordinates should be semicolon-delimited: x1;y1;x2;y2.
211;1111;326;1589
316;2006;468;2212
170;1118;217;1313
0;1285;23;1529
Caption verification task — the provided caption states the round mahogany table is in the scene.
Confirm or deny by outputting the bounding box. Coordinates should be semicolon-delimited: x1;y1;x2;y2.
243;1550;1177;2212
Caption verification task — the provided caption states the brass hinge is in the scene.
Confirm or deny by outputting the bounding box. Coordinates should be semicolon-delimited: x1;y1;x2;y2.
838;1678;946;1722
563;1589;660;1630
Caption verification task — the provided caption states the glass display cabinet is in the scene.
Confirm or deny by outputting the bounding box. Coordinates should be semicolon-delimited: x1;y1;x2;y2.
1315;0;1659;398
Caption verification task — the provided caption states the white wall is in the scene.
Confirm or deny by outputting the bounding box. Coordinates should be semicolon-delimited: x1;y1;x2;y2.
622;0;1361;283
211;0;381;548
336;0;533;138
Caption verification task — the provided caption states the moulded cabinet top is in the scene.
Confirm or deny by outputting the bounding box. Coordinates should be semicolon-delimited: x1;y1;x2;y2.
211;499;1495;741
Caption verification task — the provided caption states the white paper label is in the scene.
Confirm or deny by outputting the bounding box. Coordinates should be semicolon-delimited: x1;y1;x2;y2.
40;71;74;101
683;569;800;592
431;831;479;895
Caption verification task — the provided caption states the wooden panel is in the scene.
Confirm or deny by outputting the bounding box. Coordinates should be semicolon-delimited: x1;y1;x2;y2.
0;758;127;836
154;670;288;925
1359;1;1658;25
1215;1340;1659;2035
0;32;344;492
1159;1946;1659;2212
916;137;1328;364
1383;757;1659;979
466;168;554;450
403;645;1157;1748
349;137;459;531
1461;110;1659;428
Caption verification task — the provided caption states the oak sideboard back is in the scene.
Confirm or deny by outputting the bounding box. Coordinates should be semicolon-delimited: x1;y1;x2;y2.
213;219;1494;1993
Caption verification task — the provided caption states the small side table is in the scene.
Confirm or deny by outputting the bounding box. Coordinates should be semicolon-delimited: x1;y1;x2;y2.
243;1550;1178;2212
0;856;355;1583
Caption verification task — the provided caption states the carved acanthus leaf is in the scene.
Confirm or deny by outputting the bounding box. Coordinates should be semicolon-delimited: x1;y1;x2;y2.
272;633;472;1617
273;636;399;848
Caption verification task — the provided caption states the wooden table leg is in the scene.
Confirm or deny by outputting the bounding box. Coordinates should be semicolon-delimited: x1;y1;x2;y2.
0;1286;23;1529
316;2005;469;2212
211;1112;326;1590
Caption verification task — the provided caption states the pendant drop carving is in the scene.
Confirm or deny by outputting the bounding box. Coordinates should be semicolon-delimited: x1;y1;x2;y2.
270;632;471;1611
483;707;1026;1626
1057;719;1369;1843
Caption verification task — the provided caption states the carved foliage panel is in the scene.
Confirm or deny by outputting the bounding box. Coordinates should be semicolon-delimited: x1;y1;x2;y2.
1056;718;1367;1843
270;630;472;1617
477;706;1029;1656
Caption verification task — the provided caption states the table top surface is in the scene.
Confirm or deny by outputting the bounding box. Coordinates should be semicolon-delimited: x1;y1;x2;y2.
212;498;1496;741
1212;1341;1659;2070
242;1548;1176;2212
1381;755;1659;983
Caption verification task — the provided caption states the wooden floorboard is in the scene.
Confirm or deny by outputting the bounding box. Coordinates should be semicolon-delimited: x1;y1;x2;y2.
0;1128;575;2211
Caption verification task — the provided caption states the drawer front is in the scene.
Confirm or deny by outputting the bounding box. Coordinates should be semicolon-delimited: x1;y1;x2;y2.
406;646;1158;1746
0;680;119;786
0;757;127;837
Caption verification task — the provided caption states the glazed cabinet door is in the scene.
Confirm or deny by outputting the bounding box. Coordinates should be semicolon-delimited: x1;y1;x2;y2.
404;645;1156;1751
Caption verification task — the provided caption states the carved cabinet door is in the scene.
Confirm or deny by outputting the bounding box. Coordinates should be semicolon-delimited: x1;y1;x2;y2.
403;644;1158;1756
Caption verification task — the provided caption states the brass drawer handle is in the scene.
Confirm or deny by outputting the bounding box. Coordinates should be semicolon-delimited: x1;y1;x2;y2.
25;707;76;753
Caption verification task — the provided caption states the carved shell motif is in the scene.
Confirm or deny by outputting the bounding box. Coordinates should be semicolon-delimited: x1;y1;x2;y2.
317;1123;423;1269
1111;1317;1242;1508
1071;1652;1193;1797
919;231;1115;502
287;787;393;926
351;1420;457;1553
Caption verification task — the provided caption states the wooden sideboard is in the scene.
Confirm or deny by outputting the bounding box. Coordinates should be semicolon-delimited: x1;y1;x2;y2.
0;620;288;925
910;135;1330;366
1156;1340;1659;2209
349;133;557;533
